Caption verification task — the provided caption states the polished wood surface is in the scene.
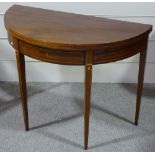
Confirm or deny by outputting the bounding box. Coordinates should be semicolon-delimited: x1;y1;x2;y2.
16;51;29;131
4;5;152;149
135;41;148;126
84;51;93;150
5;5;152;65
5;5;152;51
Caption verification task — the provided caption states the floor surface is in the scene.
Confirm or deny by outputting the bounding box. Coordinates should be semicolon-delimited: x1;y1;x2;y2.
0;82;154;151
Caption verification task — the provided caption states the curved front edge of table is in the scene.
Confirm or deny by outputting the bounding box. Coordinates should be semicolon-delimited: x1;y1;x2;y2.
8;32;149;65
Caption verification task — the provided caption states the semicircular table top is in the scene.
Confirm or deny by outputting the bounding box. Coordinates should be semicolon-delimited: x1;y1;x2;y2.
4;5;152;50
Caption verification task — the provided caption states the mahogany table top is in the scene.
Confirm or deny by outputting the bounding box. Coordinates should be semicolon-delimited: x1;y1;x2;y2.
4;5;152;51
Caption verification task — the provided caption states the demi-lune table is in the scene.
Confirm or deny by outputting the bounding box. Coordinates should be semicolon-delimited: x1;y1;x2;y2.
4;5;152;149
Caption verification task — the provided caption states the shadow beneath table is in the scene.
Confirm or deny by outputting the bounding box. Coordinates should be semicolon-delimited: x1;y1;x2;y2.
38;129;84;149
30;94;133;132
74;98;134;125
89;129;155;149
30;95;134;149
30;112;83;131
120;83;155;99
0;82;61;114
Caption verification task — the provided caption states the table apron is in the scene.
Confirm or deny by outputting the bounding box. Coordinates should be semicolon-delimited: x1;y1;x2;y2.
8;35;148;65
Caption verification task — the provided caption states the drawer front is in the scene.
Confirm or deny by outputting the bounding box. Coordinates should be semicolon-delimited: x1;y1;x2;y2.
94;36;148;64
18;40;85;65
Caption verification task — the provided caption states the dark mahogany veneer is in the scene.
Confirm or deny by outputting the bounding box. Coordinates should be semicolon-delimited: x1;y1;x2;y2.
4;5;152;149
